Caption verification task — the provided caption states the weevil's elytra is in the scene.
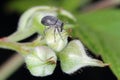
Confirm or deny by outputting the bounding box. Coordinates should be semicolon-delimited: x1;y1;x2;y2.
41;15;63;32
41;16;58;26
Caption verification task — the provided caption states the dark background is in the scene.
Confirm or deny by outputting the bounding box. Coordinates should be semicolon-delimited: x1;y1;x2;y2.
0;0;118;80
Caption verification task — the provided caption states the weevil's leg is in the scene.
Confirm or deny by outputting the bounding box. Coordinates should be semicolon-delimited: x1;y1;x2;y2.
56;27;64;41
43;28;46;37
43;26;47;37
54;28;56;42
44;26;51;38
60;22;64;32
44;26;50;33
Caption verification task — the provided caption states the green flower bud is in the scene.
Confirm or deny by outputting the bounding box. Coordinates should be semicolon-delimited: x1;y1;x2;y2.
45;28;68;52
5;6;76;42
59;40;107;74
25;46;57;77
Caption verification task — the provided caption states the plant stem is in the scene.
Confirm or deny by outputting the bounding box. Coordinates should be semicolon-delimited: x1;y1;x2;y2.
0;40;21;52
0;36;46;56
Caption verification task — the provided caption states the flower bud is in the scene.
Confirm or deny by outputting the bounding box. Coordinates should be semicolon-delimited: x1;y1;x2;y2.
25;46;57;77
58;40;107;74
45;28;68;52
6;6;76;42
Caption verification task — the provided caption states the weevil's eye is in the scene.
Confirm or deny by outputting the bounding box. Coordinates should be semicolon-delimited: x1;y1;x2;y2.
41;16;58;26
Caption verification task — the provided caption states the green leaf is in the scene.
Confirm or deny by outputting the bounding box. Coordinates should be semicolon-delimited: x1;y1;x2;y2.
5;0;58;13
72;9;120;78
6;0;91;13
61;0;91;11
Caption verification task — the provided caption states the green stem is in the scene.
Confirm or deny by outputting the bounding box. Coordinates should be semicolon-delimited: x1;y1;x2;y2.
20;37;46;48
0;37;46;56
0;40;22;52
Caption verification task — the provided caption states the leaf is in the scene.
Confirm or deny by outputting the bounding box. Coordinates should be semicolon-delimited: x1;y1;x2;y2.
5;0;58;13
61;0;91;12
6;0;91;13
71;9;120;78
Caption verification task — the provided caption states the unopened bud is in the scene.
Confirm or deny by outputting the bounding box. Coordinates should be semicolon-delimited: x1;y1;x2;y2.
59;40;107;74
45;28;68;52
25;46;57;77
